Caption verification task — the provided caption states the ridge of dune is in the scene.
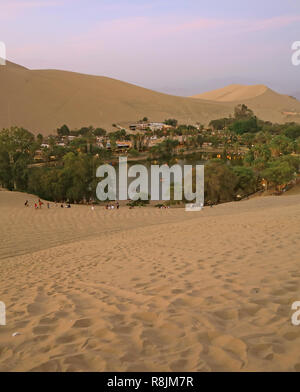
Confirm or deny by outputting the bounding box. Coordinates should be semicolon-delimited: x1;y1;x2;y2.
0;61;232;135
191;83;300;123
1;61;300;135
191;84;270;102
1;59;28;71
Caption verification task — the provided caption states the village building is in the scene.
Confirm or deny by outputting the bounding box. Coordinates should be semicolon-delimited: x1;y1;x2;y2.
129;122;173;132
129;123;149;131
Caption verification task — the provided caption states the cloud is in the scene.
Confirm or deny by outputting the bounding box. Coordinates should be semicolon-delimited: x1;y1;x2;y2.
66;13;300;52
159;15;300;35
239;15;300;33
5;10;300;86
77;14;300;41
0;0;61;19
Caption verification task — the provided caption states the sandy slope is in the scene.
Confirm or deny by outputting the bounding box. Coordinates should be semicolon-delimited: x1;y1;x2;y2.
191;84;269;102
192;84;300;124
1;190;300;371
0;61;231;135
1;62;300;135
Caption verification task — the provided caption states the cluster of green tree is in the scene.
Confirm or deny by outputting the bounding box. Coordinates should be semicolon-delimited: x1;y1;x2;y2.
1;108;300;205
109;129;128;140
203;136;300;203
196;106;300;202
261;156;300;189
229;116;260;135
0;127;109;198
27;152;101;203
164;160;257;206
164;119;178;127
149;139;179;160
204;160;258;204
210;105;300;140
209;104;261;135
57;124;107;137
204;154;300;204
176;124;198;133
0;127;35;190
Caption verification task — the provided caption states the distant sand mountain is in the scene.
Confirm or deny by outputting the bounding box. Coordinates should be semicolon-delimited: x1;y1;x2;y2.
191;84;300;124
191;84;269;102
1;62;300;135
0;60;232;135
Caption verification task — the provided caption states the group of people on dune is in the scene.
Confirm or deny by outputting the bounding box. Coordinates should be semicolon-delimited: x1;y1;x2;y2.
24;199;123;210
105;202;120;210
24;199;71;209
24;199;44;209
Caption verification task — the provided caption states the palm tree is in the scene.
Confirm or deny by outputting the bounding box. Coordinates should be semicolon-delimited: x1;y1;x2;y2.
85;127;96;154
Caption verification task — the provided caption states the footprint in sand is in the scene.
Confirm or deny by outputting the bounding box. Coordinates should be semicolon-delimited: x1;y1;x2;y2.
72;318;92;328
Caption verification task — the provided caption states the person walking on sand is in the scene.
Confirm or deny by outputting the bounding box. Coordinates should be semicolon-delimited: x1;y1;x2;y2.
34;202;38;209
24;200;29;207
38;199;43;209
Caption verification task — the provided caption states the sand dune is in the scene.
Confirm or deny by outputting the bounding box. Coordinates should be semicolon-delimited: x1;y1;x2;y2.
1;62;300;135
1;190;300;371
0;61;231;135
192;84;300;124
191;84;269;102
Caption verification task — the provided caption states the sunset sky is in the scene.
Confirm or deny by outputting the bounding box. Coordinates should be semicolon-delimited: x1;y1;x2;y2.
1;0;300;95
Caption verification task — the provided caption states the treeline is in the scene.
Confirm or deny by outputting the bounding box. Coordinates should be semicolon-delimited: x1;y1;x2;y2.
27;153;101;203
204;104;300;203
0;127;35;191
0;127;102;202
204;155;300;204
1;104;300;205
209;104;300;138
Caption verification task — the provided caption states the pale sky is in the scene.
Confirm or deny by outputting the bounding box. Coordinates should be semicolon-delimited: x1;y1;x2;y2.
1;0;300;95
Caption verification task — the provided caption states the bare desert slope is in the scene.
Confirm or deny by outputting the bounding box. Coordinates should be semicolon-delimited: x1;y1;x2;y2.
192;84;300;124
191;84;269;102
1;62;300;135
1;190;300;371
0;61;231;135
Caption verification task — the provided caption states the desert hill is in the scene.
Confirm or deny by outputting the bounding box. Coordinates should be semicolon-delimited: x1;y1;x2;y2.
191;84;269;102
0;62;300;135
191;84;300;124
0;61;231;135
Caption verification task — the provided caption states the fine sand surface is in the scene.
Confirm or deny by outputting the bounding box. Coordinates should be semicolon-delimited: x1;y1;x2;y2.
191;84;269;102
0;61;230;134
1;61;300;134
191;84;300;123
1;190;300;371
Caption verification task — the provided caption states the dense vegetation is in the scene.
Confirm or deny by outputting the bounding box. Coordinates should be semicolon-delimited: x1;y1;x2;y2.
0;105;300;205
